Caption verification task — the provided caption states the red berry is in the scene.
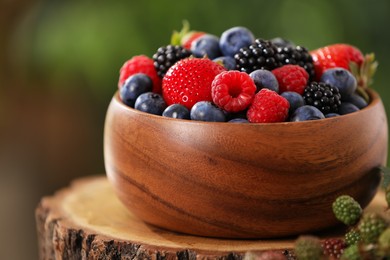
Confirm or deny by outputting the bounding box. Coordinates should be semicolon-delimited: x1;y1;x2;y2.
118;55;162;93
272;65;309;94
162;58;226;109
321;238;346;259
211;71;256;112
310;44;364;81
247;89;289;123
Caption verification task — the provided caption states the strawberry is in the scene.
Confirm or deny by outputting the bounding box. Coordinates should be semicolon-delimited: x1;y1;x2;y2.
118;55;162;93
171;20;205;50
211;71;256;112
162;58;226;109
311;43;378;100
272;65;309;95
310;44;364;81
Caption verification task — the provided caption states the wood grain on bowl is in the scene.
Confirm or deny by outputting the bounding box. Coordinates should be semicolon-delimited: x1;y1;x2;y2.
104;89;388;238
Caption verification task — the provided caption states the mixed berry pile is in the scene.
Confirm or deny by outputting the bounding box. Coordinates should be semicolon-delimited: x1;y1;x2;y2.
117;22;377;123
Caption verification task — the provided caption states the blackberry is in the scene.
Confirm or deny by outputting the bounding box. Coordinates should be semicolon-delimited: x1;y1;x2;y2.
303;82;341;114
153;45;192;78
322;238;346;259
294;235;323;260
234;39;280;73
345;229;362;246
358;213;388;244
341;244;362;260
276;45;316;80
332;195;362;226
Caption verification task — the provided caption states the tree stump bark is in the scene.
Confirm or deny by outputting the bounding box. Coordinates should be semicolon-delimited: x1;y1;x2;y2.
35;176;387;260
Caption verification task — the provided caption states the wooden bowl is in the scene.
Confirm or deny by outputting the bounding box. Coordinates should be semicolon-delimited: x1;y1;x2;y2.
104;89;388;238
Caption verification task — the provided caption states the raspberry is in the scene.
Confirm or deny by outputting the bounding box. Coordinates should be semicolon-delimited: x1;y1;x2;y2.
294;235;323;260
272;65;309;94
332;195;362;226
118;55;162;93
358;213;388;244
211;71;256;112
162;58;226;109
322;238;346;259
247;89;289;123
345;229;362;246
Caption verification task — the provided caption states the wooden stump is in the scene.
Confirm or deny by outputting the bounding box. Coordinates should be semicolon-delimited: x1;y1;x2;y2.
35;176;388;260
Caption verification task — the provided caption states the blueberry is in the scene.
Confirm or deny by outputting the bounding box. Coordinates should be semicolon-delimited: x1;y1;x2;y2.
320;68;357;97
342;93;368;109
338;102;360;115
281;91;304;115
119;73;153;107
290;105;325;122
219;26;255;57
213;56;236;70
134;92;166;115
228;118;249;123
162;104;190;119
190;101;226;122
270;37;296;48
325;113;340;118
191;34;222;60
249;69;279;93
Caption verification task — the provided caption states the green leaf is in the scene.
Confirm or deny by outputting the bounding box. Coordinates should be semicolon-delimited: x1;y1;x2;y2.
170;20;190;46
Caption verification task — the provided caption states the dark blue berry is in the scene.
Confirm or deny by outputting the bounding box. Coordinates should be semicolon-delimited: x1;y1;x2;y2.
290;105;325;122
190;101;226;122
270;37;296;48
191;34;222;59
249;69;279;93
219;27;255;57
338;102;360;115
343;93;368;109
281;91;304;115
320;68;357;97
213;56;236;70
134;92;166;115
162;104;190;119
325;113;340;118
228;118;249;123
120;73;153;107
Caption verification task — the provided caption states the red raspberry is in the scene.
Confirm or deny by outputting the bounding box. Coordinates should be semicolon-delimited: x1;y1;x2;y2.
162;58;226;109
272;65;309;94
118;55;162;93
211;71;256;112
321;238;346;259
247;89;289;123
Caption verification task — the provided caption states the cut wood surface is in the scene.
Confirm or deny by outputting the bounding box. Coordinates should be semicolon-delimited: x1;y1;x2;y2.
36;175;388;259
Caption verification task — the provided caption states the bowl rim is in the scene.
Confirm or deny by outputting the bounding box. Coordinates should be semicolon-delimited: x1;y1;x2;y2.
110;88;383;126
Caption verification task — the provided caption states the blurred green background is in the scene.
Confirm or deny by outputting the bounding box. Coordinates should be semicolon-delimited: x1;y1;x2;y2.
1;0;390;259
